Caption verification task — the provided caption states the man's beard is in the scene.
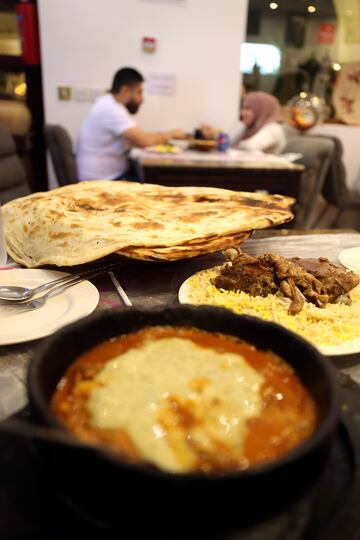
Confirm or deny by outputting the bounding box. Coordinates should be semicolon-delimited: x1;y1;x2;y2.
125;101;140;114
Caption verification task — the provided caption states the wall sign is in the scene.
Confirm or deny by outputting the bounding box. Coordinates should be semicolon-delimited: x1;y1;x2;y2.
142;36;157;53
317;23;336;44
146;72;176;96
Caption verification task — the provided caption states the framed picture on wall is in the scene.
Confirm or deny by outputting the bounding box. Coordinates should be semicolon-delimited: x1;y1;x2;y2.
285;15;306;48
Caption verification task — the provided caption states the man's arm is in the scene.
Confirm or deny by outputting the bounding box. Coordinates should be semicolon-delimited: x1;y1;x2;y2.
123;126;185;148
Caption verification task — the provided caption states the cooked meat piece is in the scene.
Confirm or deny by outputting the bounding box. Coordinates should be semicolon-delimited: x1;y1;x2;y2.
279;280;305;315
334;294;352;306
213;251;278;297
223;247;242;261
211;250;360;315
290;257;359;302
270;255;329;308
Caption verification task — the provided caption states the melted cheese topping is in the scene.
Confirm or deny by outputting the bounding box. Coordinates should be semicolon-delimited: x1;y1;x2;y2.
86;337;264;473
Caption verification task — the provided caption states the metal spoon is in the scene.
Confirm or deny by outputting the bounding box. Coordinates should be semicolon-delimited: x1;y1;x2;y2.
0;276;90;318
0;262;119;301
0;276;74;301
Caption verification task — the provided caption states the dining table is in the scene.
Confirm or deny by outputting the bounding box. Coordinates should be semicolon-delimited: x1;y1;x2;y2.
0;228;360;539
132;148;305;200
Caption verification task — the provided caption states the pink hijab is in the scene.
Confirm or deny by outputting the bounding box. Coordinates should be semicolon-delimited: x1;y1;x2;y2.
240;91;284;140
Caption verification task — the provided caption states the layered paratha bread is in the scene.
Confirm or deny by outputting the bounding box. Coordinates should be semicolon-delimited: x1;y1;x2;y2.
120;231;252;261
2;181;294;267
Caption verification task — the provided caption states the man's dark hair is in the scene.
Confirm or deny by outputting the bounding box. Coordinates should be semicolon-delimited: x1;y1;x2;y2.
111;67;144;94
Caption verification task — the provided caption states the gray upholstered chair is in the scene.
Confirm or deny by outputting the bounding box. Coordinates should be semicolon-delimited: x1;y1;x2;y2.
281;135;335;228
0;125;30;205
311;135;360;228
44;124;78;186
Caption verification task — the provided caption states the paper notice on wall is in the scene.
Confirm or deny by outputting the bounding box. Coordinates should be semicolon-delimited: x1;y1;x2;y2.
146;73;176;96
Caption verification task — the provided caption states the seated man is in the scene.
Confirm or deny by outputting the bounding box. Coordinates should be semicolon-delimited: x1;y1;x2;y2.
76;67;184;181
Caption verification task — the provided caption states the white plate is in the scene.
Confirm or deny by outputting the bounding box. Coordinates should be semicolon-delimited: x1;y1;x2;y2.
0;269;99;345
178;275;202;305
338;247;360;273
178;272;360;357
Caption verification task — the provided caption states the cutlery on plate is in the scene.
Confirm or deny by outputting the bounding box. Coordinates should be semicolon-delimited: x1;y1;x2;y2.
0;262;120;301
0;276;92;317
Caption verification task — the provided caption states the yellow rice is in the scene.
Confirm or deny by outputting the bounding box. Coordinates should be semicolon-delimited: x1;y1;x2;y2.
183;267;360;347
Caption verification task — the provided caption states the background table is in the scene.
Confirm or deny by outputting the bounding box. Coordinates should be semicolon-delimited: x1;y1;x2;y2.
133;149;304;199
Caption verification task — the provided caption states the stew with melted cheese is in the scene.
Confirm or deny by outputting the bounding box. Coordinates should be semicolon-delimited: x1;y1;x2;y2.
51;326;317;474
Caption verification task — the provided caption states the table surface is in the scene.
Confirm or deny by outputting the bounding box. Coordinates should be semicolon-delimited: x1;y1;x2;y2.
135;149;304;205
1;228;360;420
133;148;305;170
1;228;360;539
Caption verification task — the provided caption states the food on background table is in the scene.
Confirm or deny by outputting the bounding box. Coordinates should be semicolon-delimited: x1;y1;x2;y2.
2;181;294;267
212;248;360;315
188;139;218;151
51;326;317;474
180;250;360;349
147;143;181;154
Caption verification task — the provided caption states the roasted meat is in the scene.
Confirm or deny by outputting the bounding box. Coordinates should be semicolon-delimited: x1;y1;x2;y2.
211;248;360;315
289;257;359;303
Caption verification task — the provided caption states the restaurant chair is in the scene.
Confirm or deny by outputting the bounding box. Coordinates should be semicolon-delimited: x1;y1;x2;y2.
0;125;30;205
311;135;360;228
281;135;335;228
44;124;78;186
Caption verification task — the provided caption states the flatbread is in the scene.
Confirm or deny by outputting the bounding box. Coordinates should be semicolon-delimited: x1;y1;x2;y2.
2;181;294;267
120;231;252;261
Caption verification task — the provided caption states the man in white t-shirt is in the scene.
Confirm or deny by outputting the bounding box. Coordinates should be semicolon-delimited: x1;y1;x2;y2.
76;67;184;181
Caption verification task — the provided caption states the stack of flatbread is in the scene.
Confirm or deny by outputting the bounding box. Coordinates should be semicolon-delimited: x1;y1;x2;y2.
2;181;294;267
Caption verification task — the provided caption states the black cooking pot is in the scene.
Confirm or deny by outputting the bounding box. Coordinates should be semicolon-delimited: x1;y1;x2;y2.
27;305;339;530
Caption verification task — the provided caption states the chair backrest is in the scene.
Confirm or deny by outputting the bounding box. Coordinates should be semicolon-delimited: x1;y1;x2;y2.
318;135;349;207
44;124;78;186
282;134;335;227
0;125;30;205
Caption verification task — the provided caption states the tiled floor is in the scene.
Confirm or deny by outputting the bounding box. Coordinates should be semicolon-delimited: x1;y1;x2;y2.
299;196;360;232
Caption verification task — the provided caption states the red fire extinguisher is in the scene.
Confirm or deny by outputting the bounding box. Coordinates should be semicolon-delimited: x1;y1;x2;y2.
15;2;41;66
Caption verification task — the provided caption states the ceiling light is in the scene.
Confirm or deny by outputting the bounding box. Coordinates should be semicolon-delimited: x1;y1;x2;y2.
269;2;278;9
333;63;341;71
307;5;316;13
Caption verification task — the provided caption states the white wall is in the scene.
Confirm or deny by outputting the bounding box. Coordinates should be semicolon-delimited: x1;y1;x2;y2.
37;0;248;147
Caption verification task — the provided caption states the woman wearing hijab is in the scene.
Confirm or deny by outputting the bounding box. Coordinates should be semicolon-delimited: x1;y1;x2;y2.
236;91;286;154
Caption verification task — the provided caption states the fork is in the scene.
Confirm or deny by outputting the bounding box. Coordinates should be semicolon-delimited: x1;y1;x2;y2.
0;276;92;317
0;262;124;317
0;261;121;302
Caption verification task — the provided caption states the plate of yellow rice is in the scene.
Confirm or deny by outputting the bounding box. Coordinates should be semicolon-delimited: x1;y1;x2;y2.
178;266;360;356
